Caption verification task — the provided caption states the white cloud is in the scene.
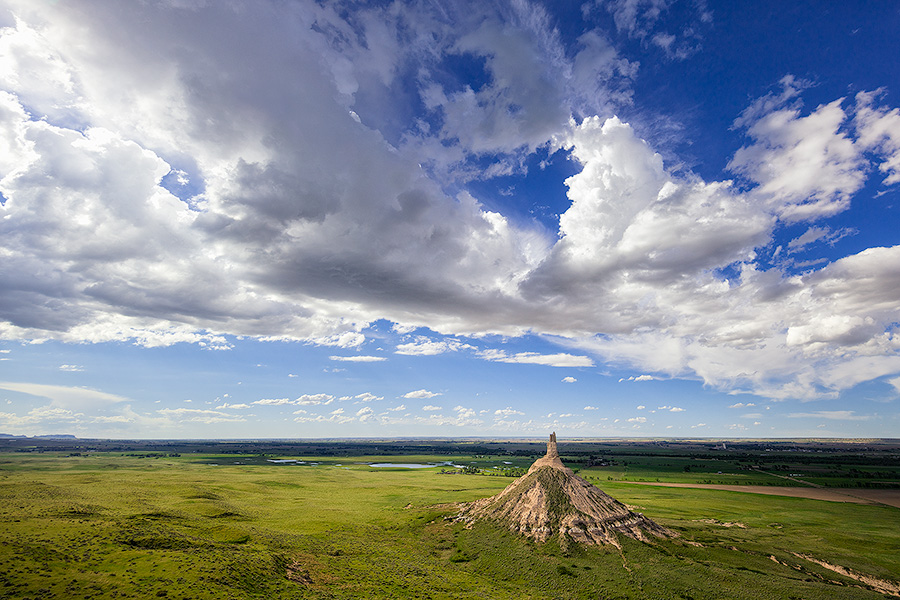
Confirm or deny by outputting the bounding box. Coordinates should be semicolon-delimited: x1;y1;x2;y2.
386;404;406;412
561;376;577;383
494;407;525;416
889;377;900;394
627;416;646;423
787;411;871;421
295;394;335;405
658;405;684;412
395;339;473;356
602;0;668;40
59;364;84;372
402;389;442;399
157;408;246;424
0;381;128;409
728;402;755;409
787;226;853;253
478;349;594;368
254;394;338;406
584;405;599;410
0;3;898;408
854;90;900;184
451;405;481;425
729;81;865;222
253;398;291;406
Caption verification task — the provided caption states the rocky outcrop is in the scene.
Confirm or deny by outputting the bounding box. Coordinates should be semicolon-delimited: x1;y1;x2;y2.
456;433;674;548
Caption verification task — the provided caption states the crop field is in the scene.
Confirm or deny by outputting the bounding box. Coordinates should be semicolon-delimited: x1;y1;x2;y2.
0;439;898;599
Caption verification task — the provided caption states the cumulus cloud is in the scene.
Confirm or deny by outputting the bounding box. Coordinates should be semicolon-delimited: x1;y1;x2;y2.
494;407;525;416
421;405;443;412
478;349;594;368
854;90;900;184
727;77;900;224
294;394;335;405
395;339;474;356
403;389;442;399
0;2;899;407
561;376;577;383
253;398;293;406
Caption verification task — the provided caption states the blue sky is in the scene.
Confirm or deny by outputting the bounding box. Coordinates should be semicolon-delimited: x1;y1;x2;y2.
1;0;899;439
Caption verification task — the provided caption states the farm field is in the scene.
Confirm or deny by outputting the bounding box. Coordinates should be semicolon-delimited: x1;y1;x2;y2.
0;439;898;599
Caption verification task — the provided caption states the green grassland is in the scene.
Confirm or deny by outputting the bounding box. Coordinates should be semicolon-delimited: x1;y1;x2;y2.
0;450;898;599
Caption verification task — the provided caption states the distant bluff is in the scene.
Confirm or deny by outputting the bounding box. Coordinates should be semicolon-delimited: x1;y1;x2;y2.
456;433;674;548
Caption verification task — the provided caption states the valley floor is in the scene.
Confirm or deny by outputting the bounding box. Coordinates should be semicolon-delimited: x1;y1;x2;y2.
1;447;898;599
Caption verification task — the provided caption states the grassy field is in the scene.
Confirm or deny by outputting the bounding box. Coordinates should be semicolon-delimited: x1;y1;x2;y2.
0;450;898;599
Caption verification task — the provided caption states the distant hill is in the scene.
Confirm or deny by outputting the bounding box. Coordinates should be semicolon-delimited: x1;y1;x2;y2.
457;432;674;548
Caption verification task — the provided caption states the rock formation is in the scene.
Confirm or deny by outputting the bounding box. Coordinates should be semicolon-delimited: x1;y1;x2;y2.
456;433;674;548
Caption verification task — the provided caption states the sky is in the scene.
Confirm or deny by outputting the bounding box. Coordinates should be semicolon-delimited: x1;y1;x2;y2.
1;0;899;439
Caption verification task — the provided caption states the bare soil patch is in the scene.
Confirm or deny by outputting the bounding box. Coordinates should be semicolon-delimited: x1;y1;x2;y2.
833;489;900;509
626;482;894;505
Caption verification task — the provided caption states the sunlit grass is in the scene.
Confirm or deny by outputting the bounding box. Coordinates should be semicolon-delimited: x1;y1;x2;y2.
0;452;896;599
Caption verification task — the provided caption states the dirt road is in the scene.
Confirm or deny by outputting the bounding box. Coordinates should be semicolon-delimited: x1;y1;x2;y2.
626;482;900;508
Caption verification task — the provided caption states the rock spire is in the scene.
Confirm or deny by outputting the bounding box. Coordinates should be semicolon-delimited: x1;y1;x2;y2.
456;433;674;548
527;431;569;473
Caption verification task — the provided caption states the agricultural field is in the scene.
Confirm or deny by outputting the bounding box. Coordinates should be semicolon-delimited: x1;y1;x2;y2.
0;438;898;599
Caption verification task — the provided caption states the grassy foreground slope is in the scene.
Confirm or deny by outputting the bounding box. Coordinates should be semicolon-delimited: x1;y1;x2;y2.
0;452;897;599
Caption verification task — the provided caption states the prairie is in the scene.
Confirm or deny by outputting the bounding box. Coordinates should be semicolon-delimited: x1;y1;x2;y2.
0;443;898;599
